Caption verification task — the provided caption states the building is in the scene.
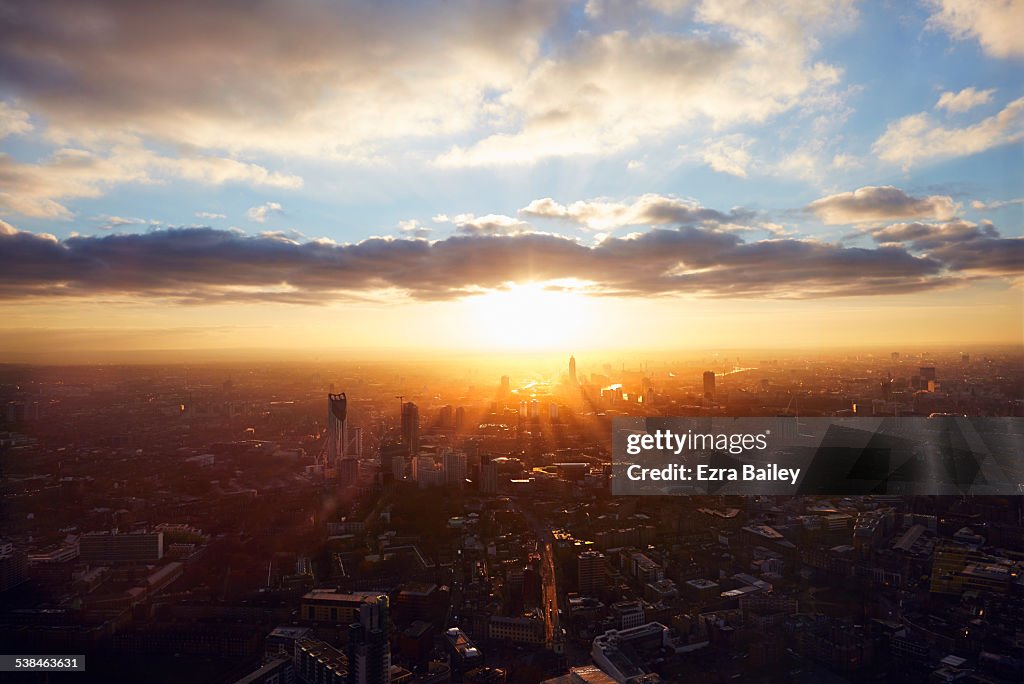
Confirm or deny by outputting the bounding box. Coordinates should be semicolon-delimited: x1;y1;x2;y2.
0;539;28;593
464;667;507;683
488;612;545;644
265;625;312;661
578;550;606;595
401;402;420;454
413;456;443;488
80;531;163;564
327;393;348;466
591;623;668;683
610;601;645;630
301;591;385;625
541;666;617;684
295;637;347;684
233;658;294;684
479;454;498;494
347;599;391;684
445;627;482;681
703;371;716;402
395;583;439;624
569;355;577;384
443;451;467;486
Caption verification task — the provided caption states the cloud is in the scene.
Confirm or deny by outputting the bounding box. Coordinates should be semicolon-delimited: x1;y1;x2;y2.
866;219;999;249
862;218;1023;276
830;153;860;170
936;86;996;113
873;96;1024;168
196;211;226;220
247;202;283;223
0;0;559;159
927;236;1024;275
452;214;533;236
94;215;162;231
519;193;740;231
0;144;301;219
397;219;432;239
0;221;975;304
926;0;1024;59
971;197;1024;210
702;135;753;177
0;102;32;139
0;1;857;172
807;186;960;224
436;1;853;166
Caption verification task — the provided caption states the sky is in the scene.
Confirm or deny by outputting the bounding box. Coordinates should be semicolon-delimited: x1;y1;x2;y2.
0;0;1021;360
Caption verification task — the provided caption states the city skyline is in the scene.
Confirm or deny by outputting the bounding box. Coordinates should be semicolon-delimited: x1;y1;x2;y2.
0;0;1022;360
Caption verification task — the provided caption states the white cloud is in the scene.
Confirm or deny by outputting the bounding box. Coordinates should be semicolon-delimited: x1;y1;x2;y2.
94;215;162;231
0;102;32;139
936;86;996;113
971;197;1024;210
873;96;1024;168
0;143;301;219
926;0;1024;58
247;202;283;223
702;135;753;177
436;1;854;166
0;1;559;160
160;156;301;189
196;211;227;220
830;153;860;169
397;219;432;238
776;149;821;182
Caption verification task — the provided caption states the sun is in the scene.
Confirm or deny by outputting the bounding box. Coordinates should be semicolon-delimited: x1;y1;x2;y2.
461;281;597;351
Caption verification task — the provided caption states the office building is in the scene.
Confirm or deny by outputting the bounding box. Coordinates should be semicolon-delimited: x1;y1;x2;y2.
480;456;498;494
347;594;391;684
577;550;606;595
233;658;294;684
80;531;163;564
295;637;347;684
327;393;348;466
401;402;419;454
591;623;668;683
445;627;482;682
301;591;385;625
703;371;715;401
0;539;28;593
443;450;467;486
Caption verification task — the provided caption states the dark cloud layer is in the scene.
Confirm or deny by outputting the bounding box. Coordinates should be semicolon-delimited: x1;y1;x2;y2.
0;224;973;303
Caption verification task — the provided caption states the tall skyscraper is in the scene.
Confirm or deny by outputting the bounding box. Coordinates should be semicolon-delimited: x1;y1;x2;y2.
569;355;577;384
347;595;391;684
327;393;348;466
401;402;419;454
703;371;716;402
